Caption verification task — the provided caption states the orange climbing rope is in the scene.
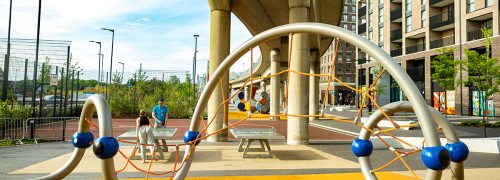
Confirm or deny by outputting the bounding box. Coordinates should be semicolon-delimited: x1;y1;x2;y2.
77;34;430;180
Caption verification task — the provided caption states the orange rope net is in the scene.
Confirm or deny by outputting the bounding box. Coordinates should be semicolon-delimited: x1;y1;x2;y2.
81;33;426;179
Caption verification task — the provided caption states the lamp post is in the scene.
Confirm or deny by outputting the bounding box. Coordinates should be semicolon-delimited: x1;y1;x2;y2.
89;40;102;94
2;0;13;101
101;28;115;92
193;35;199;98
118;62;124;84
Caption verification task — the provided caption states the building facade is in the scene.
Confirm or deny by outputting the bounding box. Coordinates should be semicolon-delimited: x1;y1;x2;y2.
320;0;357;106
356;0;499;116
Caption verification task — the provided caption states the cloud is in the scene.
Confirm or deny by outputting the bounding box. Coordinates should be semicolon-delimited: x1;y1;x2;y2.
0;0;257;81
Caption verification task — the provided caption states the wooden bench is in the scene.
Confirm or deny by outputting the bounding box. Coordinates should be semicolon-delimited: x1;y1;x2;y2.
117;127;177;160
230;128;285;158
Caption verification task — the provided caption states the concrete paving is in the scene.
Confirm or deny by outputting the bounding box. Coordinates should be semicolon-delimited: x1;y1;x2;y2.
1;109;500;179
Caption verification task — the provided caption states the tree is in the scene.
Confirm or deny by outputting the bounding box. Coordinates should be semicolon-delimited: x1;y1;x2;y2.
460;28;500;137
431;47;457;115
367;64;387;112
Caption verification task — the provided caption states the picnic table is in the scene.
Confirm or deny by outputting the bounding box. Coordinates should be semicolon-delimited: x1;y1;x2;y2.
117;127;177;160
230;128;285;158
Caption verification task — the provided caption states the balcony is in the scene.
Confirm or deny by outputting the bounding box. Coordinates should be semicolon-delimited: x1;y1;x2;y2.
430;11;455;31
390;28;402;42
430;0;454;7
358;23;366;34
390;48;402;57
430;36;455;49
358;58;367;65
406;43;426;54
467;29;486;41
359;6;366;18
390;6;403;22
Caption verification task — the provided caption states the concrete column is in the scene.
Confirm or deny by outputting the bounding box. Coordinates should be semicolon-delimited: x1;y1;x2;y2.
244;86;250;101
309;50;320;121
287;0;310;145
280;81;285;109
207;0;230;142
270;49;281;120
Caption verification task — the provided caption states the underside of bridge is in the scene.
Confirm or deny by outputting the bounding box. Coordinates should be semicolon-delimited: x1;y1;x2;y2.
207;0;343;144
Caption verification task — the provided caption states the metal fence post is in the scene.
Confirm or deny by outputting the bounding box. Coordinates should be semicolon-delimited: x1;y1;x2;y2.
59;68;64;116
53;66;58;116
29;118;35;139
62;118;66;141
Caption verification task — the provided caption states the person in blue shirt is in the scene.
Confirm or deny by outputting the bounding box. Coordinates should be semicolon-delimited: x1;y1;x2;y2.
152;98;168;151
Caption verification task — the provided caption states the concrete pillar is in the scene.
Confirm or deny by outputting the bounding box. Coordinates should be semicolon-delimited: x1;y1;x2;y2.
244;86;250;101
207;0;230;142
287;0;310;145
309;50;320;121
280;81;285;109
260;81;266;90
270;49;281;120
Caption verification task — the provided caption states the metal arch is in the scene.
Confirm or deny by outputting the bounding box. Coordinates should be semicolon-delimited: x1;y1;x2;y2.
358;101;464;180
175;23;440;179
37;95;117;180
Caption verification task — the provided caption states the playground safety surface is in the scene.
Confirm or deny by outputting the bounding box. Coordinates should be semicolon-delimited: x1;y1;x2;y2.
1;118;500;179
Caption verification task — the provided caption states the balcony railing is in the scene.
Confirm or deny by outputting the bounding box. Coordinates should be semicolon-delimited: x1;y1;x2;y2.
429;11;454;30
430;36;455;49
358;58;367;65
390;28;402;41
390;6;402;22
359;6;366;18
430;0;453;7
467;29;486;41
390;48;402;57
358;23;366;34
406;43;426;54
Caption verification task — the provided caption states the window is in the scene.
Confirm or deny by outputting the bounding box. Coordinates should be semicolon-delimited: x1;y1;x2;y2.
352;6;356;13
338;67;343;73
484;19;493;29
369;13;373;28
421;9;426;28
346;44;351;50
344;24;348;29
467;0;475;13
351;15;356;22
346;65;351;72
368;0;373;10
352;25;356;32
406;16;412;32
379;27;384;44
343;15;348;21
346;77;351;82
486;0;493;7
379;7;384;25
346;56;351;62
369;30;373;40
406;0;412;13
344;5;348;12
337;55;342;62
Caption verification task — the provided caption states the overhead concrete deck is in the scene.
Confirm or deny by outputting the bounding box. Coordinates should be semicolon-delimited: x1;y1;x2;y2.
229;0;343;88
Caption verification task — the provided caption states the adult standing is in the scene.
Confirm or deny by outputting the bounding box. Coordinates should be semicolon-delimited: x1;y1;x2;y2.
135;110;158;163
152;98;168;151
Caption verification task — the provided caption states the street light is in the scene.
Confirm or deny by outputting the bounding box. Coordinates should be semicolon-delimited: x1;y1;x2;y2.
193;34;199;98
89;40;102;94
101;28;115;95
118;62;124;84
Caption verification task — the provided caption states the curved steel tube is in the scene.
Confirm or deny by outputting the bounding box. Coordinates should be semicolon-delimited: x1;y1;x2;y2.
358;101;463;180
37;95;117;180
175;23;440;179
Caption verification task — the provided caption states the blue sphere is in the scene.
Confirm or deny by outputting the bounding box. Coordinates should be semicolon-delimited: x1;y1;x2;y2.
421;146;450;170
72;132;94;148
238;92;245;99
93;137;119;159
184;131;201;145
237;103;246;111
352;138;373;157
445;142;469;163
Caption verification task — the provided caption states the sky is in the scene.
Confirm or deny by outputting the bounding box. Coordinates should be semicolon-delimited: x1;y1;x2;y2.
0;0;257;81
